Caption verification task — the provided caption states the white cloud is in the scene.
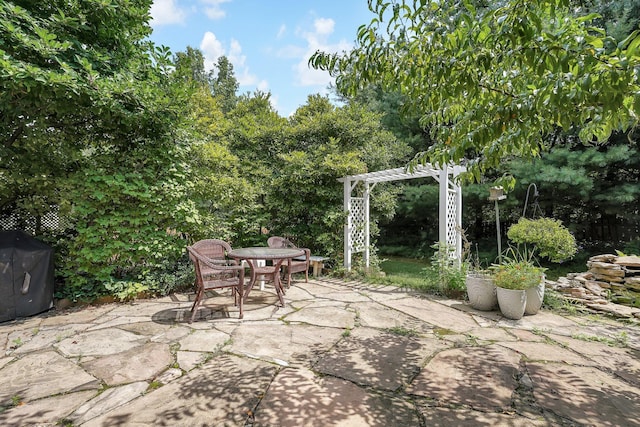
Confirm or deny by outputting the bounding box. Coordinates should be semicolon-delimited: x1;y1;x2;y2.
257;80;269;92
228;39;246;68
199;33;262;88
201;0;231;20
199;31;225;71
314;18;335;35
150;0;187;26
277;24;287;39
293;17;351;87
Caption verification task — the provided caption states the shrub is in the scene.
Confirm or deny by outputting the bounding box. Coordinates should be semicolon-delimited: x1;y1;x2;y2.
507;217;577;263
423;242;467;295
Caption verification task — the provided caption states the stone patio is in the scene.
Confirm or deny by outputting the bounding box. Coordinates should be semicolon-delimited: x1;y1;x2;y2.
1;278;639;426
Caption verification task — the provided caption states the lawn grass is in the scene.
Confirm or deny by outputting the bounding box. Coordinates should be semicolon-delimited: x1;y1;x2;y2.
372;256;433;290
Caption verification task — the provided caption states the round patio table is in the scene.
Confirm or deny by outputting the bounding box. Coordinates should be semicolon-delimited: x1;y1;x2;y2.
228;247;305;307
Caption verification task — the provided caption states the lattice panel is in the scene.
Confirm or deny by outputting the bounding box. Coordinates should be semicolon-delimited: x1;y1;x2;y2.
446;189;458;249
350;197;366;253
0;206;70;235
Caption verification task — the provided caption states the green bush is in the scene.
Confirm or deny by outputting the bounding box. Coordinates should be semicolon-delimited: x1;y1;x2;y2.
423;242;467;295
507;217;577;263
622;238;640;256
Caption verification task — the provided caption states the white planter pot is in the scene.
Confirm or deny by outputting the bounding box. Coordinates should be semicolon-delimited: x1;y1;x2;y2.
496;287;526;320
466;274;497;311
525;279;546;315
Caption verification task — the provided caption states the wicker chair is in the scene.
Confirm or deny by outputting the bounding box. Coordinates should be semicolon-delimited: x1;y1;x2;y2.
267;236;310;287
187;239;245;322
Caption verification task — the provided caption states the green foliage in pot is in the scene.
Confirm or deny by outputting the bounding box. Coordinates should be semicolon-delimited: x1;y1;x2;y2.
492;260;545;290
507;217;577;263
491;249;545;290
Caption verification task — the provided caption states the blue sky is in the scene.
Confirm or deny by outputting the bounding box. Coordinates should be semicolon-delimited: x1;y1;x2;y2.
149;0;374;116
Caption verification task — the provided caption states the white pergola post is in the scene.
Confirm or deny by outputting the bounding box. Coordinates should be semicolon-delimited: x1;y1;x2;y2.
364;181;371;268
339;163;465;271
454;165;464;259
343;178;352;272
438;164;449;251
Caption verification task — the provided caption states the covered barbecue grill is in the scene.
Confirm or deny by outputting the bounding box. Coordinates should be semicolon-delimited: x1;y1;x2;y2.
0;230;54;322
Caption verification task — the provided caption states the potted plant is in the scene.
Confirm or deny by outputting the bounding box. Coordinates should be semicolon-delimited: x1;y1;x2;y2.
464;244;497;311
466;270;497;311
491;250;545;320
507;217;577;314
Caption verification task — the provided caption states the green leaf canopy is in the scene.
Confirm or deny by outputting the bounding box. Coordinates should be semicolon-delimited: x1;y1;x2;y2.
310;0;640;184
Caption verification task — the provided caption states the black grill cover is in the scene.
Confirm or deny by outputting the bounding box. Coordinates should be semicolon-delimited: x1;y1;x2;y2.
0;230;54;322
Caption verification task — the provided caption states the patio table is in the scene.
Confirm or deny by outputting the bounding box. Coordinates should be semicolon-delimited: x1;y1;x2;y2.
228;247;305;307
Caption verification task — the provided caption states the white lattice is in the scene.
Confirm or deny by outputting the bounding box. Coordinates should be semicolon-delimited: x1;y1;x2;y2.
446;189;458;249
350;197;366;253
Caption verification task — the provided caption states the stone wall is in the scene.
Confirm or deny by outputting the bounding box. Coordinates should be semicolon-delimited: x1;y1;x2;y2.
550;254;640;319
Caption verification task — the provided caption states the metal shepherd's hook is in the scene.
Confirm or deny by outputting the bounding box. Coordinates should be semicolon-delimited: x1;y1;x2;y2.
522;183;539;218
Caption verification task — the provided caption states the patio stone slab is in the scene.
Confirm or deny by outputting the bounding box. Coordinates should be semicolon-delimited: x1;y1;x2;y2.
176;350;208;372
383;297;481;333
81;353;277;427
228;322;344;366
87;316;154;330
466;326;518;343
257;366;421;427
314;327;448;391
71;381;149;425
117;320;178;337
506;310;582;335
55;328;146;357
107;301;186;317
408;344;522;411
528;362;640;426
13;324;91;354
548;333;640;386
177;328;230;352
284;301;356;328
350;300;416;329
37;305;115;327
0;351;100;404
0;390;95;426
82;342;172;386
416;405;552;426
499;341;594;365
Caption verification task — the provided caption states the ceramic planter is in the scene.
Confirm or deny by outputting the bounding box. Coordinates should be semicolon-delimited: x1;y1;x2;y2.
496;287;526;320
525;278;546;315
466;274;497;311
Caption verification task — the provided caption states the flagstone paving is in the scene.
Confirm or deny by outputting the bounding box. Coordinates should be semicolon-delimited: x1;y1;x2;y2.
0;277;639;426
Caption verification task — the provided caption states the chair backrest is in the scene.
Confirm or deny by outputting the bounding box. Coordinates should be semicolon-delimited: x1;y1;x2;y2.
267;236;295;249
189;239;232;263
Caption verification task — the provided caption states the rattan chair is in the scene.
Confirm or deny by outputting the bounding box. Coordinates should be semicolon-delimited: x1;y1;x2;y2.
187;239;245;322
267;236;310;287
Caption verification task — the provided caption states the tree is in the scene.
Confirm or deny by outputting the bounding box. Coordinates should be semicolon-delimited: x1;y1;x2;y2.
310;0;640;187
267;95;410;261
507;135;640;249
209;56;239;113
174;46;207;86
1;0;201;300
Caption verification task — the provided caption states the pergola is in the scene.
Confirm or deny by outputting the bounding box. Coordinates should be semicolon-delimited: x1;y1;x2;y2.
339;163;465;271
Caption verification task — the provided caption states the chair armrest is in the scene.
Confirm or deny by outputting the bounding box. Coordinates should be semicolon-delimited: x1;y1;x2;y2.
188;247;244;272
290;249;311;266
